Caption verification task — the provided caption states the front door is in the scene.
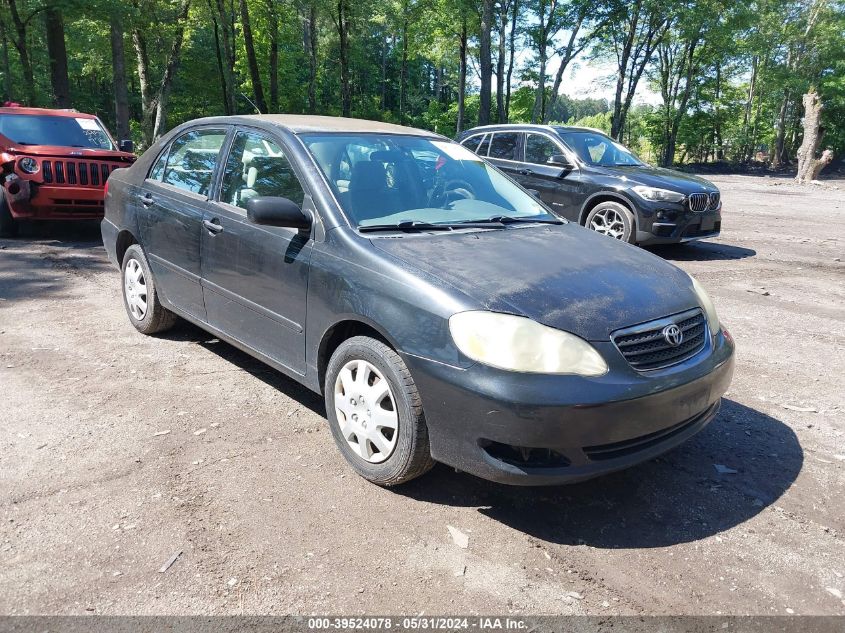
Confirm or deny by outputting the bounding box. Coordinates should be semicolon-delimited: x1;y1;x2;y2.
139;127;230;320
520;132;582;220
201;128;313;375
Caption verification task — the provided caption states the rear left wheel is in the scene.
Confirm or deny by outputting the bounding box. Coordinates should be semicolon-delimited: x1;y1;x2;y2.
325;336;435;486
121;244;177;335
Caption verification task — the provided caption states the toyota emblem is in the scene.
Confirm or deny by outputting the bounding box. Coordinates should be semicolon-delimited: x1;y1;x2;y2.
662;324;683;347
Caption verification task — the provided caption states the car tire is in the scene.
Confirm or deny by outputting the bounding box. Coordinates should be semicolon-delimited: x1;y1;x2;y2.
0;195;19;238
585;201;636;244
121;244;177;335
325;335;435;486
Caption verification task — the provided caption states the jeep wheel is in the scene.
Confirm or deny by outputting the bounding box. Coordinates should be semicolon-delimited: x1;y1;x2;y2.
0;196;19;238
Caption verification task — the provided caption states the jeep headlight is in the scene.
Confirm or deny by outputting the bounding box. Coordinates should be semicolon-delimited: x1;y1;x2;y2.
632;185;684;202
448;311;608;376
690;275;720;336
18;157;38;174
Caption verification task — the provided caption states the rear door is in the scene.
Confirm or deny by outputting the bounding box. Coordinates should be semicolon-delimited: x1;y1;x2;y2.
139;126;230;320
520;132;583;220
485;131;521;179
200;127;313;375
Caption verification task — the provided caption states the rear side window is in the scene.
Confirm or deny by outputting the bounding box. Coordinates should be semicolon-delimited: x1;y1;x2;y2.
488;133;518;160
161;129;228;195
525;133;561;165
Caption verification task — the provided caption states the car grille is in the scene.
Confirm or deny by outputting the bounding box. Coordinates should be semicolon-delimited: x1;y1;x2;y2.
688;192;720;212
41;160;120;187
612;308;707;371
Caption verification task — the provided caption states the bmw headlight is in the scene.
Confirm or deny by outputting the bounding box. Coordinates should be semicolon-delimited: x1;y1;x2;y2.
18;157;38;174
632;185;684;203
690;275;720;336
448;311;608;376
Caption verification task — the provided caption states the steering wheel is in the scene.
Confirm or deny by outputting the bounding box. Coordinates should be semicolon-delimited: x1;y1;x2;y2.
431;178;477;206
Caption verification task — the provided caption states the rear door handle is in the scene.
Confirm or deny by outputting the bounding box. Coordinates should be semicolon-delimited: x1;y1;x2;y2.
139;192;154;207
203;218;224;234
519;168;534;176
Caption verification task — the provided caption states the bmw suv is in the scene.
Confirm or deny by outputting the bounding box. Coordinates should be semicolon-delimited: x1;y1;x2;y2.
457;124;722;245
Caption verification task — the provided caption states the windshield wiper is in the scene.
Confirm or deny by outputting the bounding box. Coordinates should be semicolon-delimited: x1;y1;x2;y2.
456;215;563;225
358;220;457;233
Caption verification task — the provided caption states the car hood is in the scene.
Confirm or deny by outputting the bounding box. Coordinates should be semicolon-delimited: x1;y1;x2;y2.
595;164;716;192
3;142;135;162
370;223;700;341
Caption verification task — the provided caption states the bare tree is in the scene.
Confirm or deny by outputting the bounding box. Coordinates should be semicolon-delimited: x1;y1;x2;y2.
795;90;834;182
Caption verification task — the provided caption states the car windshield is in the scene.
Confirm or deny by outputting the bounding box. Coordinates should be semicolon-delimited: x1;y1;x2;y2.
300;133;556;228
0;114;114;150
557;130;642;167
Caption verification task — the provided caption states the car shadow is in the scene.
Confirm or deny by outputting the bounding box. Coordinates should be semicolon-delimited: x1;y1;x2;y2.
647;242;756;262
5;219;104;247
159;319;326;416
398;399;802;549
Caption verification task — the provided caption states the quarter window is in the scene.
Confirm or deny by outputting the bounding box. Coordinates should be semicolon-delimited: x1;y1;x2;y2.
488;133;518;160
525;134;562;165
476;134;491;156
220;130;305;210
161;129;228;195
460;135;483;152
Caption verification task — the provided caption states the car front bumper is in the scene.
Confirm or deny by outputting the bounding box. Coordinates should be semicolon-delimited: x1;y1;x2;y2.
405;330;735;485
635;201;722;245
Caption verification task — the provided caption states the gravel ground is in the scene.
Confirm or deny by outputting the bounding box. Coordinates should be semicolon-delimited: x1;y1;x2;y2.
1;174;843;616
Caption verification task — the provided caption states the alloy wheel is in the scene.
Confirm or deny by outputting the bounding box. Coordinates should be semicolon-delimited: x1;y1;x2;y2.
124;259;148;321
589;208;627;240
333;359;399;464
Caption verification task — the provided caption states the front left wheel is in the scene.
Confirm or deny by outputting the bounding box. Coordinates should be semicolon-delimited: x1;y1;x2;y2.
325;336;435;486
0;195;19;238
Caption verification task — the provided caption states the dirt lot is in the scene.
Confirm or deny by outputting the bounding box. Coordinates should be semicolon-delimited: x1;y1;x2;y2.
1;174;844;616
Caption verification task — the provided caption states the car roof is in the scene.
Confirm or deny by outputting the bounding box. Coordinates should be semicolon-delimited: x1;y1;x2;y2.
460;123;608;136
0;106;98;119
179;114;445;138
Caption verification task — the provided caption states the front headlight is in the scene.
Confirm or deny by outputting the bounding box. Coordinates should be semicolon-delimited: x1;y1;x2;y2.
18;157;39;174
448;311;608;376
690;275;720;336
632;185;684;203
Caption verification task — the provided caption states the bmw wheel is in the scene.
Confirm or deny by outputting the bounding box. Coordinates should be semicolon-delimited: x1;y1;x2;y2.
325;336;435;486
586;201;636;243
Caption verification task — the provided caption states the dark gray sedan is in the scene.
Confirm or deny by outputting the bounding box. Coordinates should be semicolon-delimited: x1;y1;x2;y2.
102;115;735;486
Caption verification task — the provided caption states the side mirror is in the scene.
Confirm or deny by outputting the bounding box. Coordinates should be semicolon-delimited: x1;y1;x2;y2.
246;196;311;230
547;154;573;168
119;139;134;153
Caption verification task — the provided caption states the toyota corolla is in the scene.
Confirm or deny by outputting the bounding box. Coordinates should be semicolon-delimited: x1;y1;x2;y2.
102;115;735;486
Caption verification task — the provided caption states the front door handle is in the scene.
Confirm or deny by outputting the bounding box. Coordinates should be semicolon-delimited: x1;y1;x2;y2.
519;168;535;176
203;218;224;234
139;192;154;207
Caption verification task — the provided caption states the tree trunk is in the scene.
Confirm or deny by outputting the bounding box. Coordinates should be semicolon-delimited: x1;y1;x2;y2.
240;0;268;113
504;0;518;121
214;0;237;115
796;91;834;183
478;0;493;126
610;4;638;139
456;19;467;134
336;0;351;117
546;13;585;124
714;61;723;161
307;4;318;113
110;17;130;141
771;90;790;168
399;10;408;124
6;0;36;105
495;0;508;123
1;21;13;102
44;7;71;107
266;0;279;111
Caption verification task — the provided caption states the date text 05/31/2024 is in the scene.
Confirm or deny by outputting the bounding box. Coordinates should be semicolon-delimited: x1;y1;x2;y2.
307;617;530;630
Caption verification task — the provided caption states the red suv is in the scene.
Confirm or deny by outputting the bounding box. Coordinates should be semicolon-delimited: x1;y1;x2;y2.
0;106;136;236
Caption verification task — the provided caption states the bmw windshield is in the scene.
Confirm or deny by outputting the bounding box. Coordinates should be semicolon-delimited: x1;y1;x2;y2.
301;133;557;229
558;130;642;167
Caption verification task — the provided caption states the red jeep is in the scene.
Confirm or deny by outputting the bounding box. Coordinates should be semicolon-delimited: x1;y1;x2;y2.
0;106;136;236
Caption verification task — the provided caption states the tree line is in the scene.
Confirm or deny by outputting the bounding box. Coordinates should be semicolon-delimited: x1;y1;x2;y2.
1;0;843;171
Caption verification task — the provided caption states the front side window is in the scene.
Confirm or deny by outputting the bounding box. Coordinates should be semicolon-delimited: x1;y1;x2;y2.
525;133;562;165
488;133;518;160
0;114;114;150
558;131;642;167
161;128;228;195
220;130;305;209
301;133;553;227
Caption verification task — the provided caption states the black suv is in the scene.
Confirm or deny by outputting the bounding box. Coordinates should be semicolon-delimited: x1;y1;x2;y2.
457;124;722;245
